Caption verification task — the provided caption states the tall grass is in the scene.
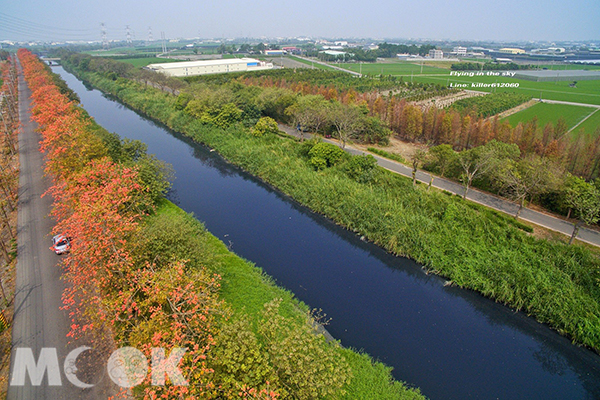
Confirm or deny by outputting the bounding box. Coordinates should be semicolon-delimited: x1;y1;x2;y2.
65;65;600;354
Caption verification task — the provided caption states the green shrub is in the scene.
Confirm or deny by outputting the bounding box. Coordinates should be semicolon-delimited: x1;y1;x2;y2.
345;154;378;183
308;142;347;170
251;116;280;137
174;92;193;110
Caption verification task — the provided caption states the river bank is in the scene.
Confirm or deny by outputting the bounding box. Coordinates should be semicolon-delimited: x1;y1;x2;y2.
61;58;600;355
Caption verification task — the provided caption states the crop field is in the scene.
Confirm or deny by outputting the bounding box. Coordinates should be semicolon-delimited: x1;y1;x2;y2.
404;74;600;105
503;102;597;132
573;108;600;136
327;60;600;105
288;56;340;71
337;61;446;76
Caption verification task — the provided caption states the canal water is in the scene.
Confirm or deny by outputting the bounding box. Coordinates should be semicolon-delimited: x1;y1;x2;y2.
54;66;600;400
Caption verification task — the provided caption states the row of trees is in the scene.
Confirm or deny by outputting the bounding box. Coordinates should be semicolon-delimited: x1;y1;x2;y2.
423;141;600;243
0;57;18;294
27;50;357;398
376;43;437;57
20;49;222;397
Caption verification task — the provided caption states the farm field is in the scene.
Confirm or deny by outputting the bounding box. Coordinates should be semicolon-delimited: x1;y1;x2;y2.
288;56;341;71
328;60;600;105
503;102;596;132
337;61;446;75
573;108;600;136
405;74;600;105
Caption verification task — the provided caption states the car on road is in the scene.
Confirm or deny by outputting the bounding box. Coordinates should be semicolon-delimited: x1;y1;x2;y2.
51;234;71;255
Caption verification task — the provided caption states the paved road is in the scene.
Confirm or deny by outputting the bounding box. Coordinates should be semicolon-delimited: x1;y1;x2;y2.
279;124;600;247
534;98;600;109
8;60;117;399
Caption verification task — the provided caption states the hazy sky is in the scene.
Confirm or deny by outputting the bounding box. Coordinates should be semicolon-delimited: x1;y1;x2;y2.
1;0;598;43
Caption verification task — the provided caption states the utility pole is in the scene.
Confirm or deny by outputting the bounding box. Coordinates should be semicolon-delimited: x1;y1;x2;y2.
126;25;132;44
161;32;167;54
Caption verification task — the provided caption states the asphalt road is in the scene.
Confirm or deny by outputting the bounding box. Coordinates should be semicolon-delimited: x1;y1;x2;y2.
8;61;117;399
278;124;600;247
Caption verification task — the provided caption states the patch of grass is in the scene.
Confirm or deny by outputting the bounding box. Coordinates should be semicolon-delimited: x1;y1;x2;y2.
574;108;600;136
367;147;406;163
338;61;446;76
288;56;338;71
150;199;424;399
407;74;600;105
504;102;596;131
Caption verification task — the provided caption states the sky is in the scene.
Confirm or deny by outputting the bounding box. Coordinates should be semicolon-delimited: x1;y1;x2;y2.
1;0;599;43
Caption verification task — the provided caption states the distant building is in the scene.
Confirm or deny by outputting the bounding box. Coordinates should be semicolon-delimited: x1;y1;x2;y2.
453;46;467;56
264;49;285;56
282;47;300;54
495;57;514;63
429;49;443;59
146;58;273;77
498;48;525;55
319;50;347;56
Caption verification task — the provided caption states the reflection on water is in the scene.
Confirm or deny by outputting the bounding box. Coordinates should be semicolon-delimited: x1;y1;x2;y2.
55;66;600;400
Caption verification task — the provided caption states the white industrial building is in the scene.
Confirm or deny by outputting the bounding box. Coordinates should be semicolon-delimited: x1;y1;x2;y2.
429;49;444;59
146;58;274;77
453;46;467;56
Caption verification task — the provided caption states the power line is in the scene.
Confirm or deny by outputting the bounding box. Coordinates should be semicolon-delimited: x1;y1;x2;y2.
0;11;96;33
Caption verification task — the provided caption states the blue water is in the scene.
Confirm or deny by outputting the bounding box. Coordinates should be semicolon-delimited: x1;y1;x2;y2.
56;67;600;400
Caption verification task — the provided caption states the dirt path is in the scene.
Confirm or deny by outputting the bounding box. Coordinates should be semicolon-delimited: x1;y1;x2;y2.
492;99;538;120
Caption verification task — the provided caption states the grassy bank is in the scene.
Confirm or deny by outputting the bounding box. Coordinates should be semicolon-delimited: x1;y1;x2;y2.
63;63;600;355
151;200;422;399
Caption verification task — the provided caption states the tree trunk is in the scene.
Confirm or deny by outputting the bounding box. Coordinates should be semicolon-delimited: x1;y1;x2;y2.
412;169;417;186
514;197;525;220
463;184;469;199
569;220;582;245
566;207;572;219
428;175;434;191
0;239;9;263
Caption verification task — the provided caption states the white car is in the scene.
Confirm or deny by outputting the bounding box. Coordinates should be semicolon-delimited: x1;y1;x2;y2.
51;234;71;255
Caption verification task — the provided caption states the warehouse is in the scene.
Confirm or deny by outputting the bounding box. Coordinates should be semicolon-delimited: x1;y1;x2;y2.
146;58;274;77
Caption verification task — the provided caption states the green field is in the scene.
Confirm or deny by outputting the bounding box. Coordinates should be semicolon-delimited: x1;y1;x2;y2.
573;108;600;135
406;74;600;105
326;61;600;106
288;56;338;71
503;102;597;132
338;61;446;76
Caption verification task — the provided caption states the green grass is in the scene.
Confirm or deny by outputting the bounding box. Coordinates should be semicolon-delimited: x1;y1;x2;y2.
288;55;339;71
406;73;600;105
119;57;180;67
574;108;600;136
337;61;446;76
64;62;600;359
149;199;424;399
367;147;406;164
333;60;600;105
504;102;597;132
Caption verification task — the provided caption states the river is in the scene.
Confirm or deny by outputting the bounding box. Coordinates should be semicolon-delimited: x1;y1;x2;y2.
54;66;600;400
